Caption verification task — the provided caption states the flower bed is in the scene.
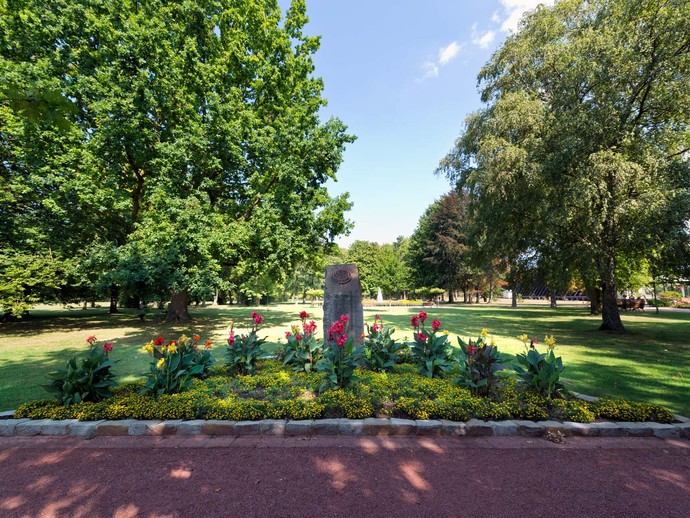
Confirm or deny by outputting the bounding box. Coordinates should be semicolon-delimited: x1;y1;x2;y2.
15;360;676;423
14;311;679;425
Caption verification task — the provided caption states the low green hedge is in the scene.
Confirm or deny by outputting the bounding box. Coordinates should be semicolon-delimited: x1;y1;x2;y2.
14;361;676;423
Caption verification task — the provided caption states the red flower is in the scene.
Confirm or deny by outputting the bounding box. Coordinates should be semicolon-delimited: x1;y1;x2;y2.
167;340;178;346
103;342;113;353
285;331;292;339
86;335;97;344
337;335;348;348
227;333;236;346
371;324;379;333
374;314;381;322
328;321;345;336
154;336;164;346
431;319;441;332
253;313;263;325
468;345;476;355
304;321;317;334
418;332;427;341
411;316;420;327
419;311;428;322
295;333;303;341
251;311;258;318
339;314;349;324
299;311;309;319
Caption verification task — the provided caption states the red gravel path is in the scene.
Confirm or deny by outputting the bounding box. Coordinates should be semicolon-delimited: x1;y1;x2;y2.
1;436;689;518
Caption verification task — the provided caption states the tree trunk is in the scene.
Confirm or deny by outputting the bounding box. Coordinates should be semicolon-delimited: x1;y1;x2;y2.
462;288;466;303
448;289;454;303
600;260;625;332
166;290;191;322
550;290;557;309
511;282;520;308
488;275;493;303
652;279;659;314
109;284;119;314
475;289;480;304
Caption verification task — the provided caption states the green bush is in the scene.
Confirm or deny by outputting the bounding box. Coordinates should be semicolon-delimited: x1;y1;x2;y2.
592;398;675;423
657;291;683;305
44;337;118;406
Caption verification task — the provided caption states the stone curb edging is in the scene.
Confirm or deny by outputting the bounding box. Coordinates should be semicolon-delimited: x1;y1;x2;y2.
1;416;689;440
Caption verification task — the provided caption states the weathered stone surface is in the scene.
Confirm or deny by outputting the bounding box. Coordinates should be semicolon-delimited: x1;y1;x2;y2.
177;420;206;435
678;422;690;439
311;419;340;435
0;418;29;436
363;418;391;436
390;418;416;435
673;414;689;423
416;420;442;436
16;419;56;436
201;420;236;436
69;420;104;438
514;420;544;437
0;410;16;419
128;420;162;436
572;392;598;403
616;422;654;437
148;420;182;436
233;421;261;436
285;420;313;436
489;421;519;436
648;422;680;438
259;419;286;436
339;419;364;436
323;264;364;344
466;419;493;436
586;422;625;437
439;420;466;436
41;419;78;436
96;420;135;436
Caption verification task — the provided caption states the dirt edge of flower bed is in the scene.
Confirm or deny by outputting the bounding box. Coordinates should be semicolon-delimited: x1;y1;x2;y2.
1;393;689;440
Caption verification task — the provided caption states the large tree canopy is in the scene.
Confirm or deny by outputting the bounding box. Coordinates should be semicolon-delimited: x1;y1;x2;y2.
438;0;690;331
0;0;354;319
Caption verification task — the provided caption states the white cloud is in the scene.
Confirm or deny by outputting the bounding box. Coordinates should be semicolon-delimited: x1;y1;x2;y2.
497;0;555;33
491;10;501;24
417;40;464;81
438;41;462;65
471;24;496;49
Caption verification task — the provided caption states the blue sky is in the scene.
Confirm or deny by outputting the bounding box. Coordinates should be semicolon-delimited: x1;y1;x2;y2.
283;0;552;247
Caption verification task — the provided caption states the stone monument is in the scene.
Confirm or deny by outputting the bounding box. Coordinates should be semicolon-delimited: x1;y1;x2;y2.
323;264;364;344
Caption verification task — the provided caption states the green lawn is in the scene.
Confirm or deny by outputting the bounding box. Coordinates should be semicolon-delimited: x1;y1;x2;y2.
1;302;688;416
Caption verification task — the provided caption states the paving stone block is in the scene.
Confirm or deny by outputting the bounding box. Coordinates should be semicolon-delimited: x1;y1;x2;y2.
202;420;236;436
466;419;493;436
0;410;16;419
673;414;689;423
41;419;78;436
259;419;286;435
148;420;182;436
96;420;135;436
616;422;654;437
69;420;104;438
390;418;416;435
177;420;206;435
439;420;466;436
234;421;261;436
363;418;391;436
0;418;29;436
587;422;625;437
490;420;519;436
339;419;364;436
514;420;545;437
128;420;162;436
416;420;442;436
648;422;680;438
16;419;54;436
678;422;690;439
572;392;598;403
285;420;313;435
311;419;340;435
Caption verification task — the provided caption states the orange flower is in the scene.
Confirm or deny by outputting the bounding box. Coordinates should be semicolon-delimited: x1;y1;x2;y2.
205;339;213;349
193;335;201;342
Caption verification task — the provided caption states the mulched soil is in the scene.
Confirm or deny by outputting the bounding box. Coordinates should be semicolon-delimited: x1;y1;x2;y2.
1;436;688;517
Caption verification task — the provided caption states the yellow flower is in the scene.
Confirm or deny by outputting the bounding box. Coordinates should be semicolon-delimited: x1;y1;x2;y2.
481;328;489;338
518;334;529;344
443;330;450;335
167;343;178;354
179;334;189;345
141;344;154;354
157;358;165;369
544;335;556;350
490;336;496;346
292;325;301;334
